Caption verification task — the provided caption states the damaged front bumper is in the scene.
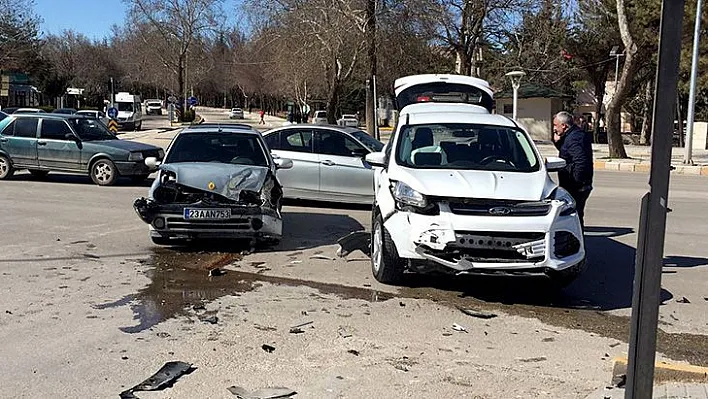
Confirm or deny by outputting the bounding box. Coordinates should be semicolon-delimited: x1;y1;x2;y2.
134;198;282;240
385;201;585;274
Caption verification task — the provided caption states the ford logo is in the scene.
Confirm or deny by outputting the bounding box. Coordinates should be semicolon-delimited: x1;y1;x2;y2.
489;207;512;216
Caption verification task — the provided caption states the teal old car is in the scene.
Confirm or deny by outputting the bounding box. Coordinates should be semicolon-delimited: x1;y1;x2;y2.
0;112;164;186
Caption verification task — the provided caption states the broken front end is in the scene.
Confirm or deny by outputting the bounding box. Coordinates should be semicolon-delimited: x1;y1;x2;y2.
134;164;283;243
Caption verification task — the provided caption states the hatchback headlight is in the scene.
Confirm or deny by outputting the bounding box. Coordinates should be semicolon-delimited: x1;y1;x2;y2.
392;181;427;208
550;187;576;216
128;152;144;161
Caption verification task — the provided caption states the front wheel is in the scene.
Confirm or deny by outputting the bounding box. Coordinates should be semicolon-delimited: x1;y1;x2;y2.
90;159;119;186
371;212;405;285
548;259;587;289
0;154;14;180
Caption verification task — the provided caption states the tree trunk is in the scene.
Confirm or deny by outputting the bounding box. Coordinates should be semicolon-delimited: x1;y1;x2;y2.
365;0;377;136
606;106;627;158
178;53;186;121
326;82;339;125
455;50;471;75
640;79;653;145
593;80;606;143
606;0;635;158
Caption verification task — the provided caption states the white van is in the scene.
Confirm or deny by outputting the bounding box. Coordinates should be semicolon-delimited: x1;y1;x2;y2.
115;92;143;130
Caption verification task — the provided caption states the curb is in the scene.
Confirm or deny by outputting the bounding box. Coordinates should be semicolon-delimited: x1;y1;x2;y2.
613;357;708;384
593;160;708;175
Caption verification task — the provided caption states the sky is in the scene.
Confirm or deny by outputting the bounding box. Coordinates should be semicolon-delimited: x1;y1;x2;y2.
35;0;246;41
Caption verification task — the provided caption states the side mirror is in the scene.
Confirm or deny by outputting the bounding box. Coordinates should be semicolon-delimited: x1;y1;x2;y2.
275;158;293;170
365;152;387;167
351;148;369;158
545;156;567;172
145;157;161;169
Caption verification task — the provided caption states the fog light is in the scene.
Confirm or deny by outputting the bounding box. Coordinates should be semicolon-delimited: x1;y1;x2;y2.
251;218;263;230
153;217;166;229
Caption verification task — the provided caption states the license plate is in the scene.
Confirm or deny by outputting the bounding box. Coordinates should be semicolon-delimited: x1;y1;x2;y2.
183;208;231;220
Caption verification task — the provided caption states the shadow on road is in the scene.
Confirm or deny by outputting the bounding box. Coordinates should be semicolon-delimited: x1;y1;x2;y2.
6;172;154;187
283;198;371;212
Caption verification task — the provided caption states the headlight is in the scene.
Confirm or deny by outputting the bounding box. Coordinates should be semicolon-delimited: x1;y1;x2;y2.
128;152;144;161
551;187;576;216
392;181;427;208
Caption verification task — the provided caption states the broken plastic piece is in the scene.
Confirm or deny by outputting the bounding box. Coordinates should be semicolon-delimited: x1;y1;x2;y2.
209;268;226;277
336;231;371;257
347;349;360;356
677;296;691;304
310;254;334;261
119;361;193;399
227;386;296;398
261;344;275;353
201;315;218;324
452;323;468;333
457;306;498;319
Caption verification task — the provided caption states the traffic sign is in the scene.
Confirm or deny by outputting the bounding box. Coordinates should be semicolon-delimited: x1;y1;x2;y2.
107;107;118;119
167;95;177;103
188;96;198;106
107;120;118;133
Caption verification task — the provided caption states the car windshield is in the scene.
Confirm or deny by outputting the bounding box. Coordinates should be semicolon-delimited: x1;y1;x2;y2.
117;102;134;112
70;118;117;141
350;130;384;152
396;123;539;172
165;132;269;167
148;102;161;106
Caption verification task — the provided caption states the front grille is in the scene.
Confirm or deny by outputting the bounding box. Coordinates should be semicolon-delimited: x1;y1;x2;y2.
554;231;580;258
446;198;551;217
165;217;251;231
447;231;546;261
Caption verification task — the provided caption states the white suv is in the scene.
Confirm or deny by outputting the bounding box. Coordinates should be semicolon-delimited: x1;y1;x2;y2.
365;74;585;287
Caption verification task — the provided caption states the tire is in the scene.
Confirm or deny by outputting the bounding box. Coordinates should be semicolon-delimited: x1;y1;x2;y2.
371;211;405;284
0;154;14;180
548;259;587;289
28;169;49;178
151;235;171;245
90;159;119;186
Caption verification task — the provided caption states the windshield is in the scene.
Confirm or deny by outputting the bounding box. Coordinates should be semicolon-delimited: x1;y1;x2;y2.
70;118;117;141
165;132;269;167
117;102;134;112
350;130;384;152
396;123;539;172
147;102;161;107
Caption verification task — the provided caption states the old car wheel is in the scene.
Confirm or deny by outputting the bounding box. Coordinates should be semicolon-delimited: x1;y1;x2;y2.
90;159;118;186
28;169;49;178
548;259;587;289
0;155;14;180
371;212;404;285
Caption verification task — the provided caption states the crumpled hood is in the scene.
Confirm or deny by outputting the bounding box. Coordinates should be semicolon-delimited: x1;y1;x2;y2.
157;163;269;201
389;166;554;201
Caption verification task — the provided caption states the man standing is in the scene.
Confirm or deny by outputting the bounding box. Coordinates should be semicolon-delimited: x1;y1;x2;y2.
552;111;594;227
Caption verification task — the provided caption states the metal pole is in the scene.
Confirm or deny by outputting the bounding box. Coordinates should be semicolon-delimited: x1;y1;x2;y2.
625;0;685;398
684;0;703;165
110;77;114;108
512;83;518;120
373;74;379;140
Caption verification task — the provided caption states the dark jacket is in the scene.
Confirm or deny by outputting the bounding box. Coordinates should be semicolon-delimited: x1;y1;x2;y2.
554;125;593;191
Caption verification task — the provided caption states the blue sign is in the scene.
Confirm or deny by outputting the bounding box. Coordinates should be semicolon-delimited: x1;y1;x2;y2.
188;96;198;106
107;107;118;119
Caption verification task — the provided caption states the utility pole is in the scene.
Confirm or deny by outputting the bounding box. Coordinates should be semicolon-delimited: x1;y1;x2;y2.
110;77;115;108
684;0;703;165
365;0;377;137
625;0;685;398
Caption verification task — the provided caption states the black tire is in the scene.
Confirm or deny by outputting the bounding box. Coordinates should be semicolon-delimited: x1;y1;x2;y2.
151;235;171;245
0;154;14;180
371;211;405;284
90;159;119;186
28;169;49;178
548;259;587;289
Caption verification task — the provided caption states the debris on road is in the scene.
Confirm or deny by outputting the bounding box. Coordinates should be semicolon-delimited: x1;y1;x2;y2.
290;260;302;265
192;304;206;311
5;310;11;315
227;385;296;398
338;326;354;338
200;315;218;324
518;356;547;363
677;297;691;304
156;332;171;338
336;231;370;258
289;327;304;334
457;306;498;319
609;342;621;348
399;301;406;307
254;324;277;332
310;254;334;261
119;361;193;399
262;344;276;353
347;349;360;356
612;373;627;388
209;268;226;277
542;337;555;343
452;323;468;333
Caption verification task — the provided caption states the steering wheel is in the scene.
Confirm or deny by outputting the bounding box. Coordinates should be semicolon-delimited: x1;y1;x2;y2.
480;155;516;168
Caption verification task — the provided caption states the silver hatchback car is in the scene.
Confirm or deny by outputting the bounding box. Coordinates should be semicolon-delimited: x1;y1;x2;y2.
263;125;384;204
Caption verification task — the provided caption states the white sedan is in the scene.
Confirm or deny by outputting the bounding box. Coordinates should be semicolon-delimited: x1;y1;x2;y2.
229;108;244;119
337;114;359;127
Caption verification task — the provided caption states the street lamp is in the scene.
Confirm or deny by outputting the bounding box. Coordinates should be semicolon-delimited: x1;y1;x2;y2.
609;46;625;93
505;70;526;120
684;0;703;165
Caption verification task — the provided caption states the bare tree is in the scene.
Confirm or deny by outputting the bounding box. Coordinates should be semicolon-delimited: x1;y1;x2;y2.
0;0;42;71
125;0;223;116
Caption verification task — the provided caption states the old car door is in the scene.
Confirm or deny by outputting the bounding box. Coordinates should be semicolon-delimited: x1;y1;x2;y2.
1;117;39;167
265;128;320;199
38;118;82;171
315;129;374;203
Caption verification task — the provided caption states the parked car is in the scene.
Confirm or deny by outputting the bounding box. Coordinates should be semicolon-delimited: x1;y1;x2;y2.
337;114;359;127
14;108;45;114
76;110;110;126
53;108;77;115
263;125;384;204
2;107;19;114
229;108;244;119
365;74;586;287
0;113;164;185
312;110;328;125
145;99;163;115
133;123;293;246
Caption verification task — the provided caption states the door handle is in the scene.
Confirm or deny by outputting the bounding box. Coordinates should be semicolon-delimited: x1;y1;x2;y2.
321;160;335;166
37;141;47;146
